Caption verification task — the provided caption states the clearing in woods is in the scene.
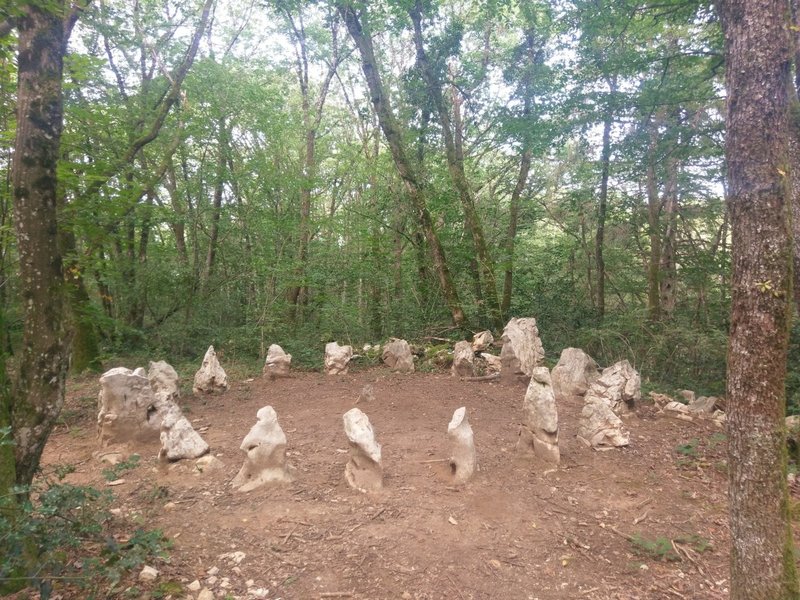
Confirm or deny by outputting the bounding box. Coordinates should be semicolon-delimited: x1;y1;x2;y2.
42;366;739;599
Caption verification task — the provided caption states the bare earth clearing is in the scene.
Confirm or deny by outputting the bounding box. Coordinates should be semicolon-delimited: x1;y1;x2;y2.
41;366;739;599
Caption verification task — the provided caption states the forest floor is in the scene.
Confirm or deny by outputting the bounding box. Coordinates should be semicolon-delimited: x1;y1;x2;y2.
38;363;743;600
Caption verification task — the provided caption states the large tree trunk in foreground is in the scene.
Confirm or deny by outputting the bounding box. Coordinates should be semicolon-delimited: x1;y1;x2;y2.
720;0;799;596
338;1;465;328
7;3;71;490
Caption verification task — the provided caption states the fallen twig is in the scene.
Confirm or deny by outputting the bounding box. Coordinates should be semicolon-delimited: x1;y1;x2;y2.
460;373;500;382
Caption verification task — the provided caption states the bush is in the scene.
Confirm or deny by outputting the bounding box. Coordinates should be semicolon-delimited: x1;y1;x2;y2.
0;463;170;599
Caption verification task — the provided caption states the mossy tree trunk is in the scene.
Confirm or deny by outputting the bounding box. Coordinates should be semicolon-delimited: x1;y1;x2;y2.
720;0;800;596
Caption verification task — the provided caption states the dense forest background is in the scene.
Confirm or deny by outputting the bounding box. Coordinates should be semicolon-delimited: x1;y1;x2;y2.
0;0;741;397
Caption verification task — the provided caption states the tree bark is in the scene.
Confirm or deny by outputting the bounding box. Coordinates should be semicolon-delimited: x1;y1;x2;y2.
595;87;614;319
8;3;71;488
337;1;465;328
645;119;662;321
409;4;501;330
720;0;800;596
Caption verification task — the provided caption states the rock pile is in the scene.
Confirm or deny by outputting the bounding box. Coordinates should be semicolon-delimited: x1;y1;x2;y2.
381;338;415;373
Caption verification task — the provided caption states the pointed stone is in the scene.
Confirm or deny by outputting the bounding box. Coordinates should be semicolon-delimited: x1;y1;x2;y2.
325;342;353;375
451;341;475;377
482;353;502;375
159;404;209;461
500;317;545;381
447;407;476;483
232;406;291;491
148;360;180;400
192;346;228;394
550;348;600;401
342;408;382;492
381;338;415;373
517;367;560;464
263;344;292;379
472;330;494;352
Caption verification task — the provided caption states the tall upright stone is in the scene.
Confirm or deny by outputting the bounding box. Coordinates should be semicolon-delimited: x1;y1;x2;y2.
451;340;475;377
342;408;382;492
500;317;545;381
517;367;560;464
381;338;415;372
159;405;209;462
192;346;228;394
448;407;476;483
472;330;494;352
263;344;292;379
148;360;180;401
325;342;353;375
550;348;600;402
232;406;291;491
97;367;161;446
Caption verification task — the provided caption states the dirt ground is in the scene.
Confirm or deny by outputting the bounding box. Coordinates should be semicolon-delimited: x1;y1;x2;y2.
39;363;741;600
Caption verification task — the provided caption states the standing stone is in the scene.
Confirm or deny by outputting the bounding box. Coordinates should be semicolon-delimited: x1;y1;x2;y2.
482;354;502;375
97;367;162;446
342;408;382;492
472;330;494;353
583;359;641;413
159;405;209;461
325;342;353;375
192;346;228;394
500;317;545;381
381;338;415;372
447;407;476;483
517;367;560;464
232;406;291;491
148;360;180;401
578;398;630;448
452;341;475;377
550;348;600;402
263;344;292;379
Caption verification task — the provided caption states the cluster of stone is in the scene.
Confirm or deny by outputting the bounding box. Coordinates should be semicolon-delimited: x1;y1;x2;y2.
97;361;209;461
577;358;641;449
451;329;502;377
381;338;415;373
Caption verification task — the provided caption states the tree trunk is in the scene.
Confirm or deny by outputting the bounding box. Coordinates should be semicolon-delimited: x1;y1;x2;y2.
410;4;501;330
8;3;71;489
503;147;531;320
646;119;662;321
789;0;800;316
595;92;613;319
205;116;227;285
338;2;465;329
720;0;800;596
659;155;678;317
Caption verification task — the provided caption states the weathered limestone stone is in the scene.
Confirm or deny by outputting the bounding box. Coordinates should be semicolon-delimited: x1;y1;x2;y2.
500;317;545;381
472;330;494;352
664;401;690;414
192;346;228;394
263;344;292;379
452;341;475;377
148;360;180;401
583;359;641;413
679;390;696;404
577;398;630;448
325;342;353;375
195;455;224;474
342;408;382;492
97;367;162;446
159;404;209;461
232;406;291;491
482;354;502;375
550;348;600;401
687;396;718;414
448;407;476;483
381;338;415;373
517;367;560;464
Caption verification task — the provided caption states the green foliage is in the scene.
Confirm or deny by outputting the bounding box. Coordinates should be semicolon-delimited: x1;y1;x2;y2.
675;439;699;457
101;454;141;482
0;478;170;599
